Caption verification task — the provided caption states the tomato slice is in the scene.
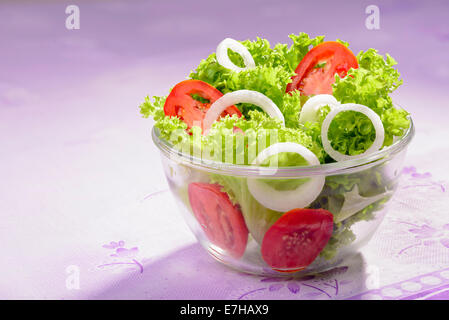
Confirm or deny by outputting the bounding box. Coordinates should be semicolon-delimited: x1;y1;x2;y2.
164;79;242;131
261;208;334;271
286;41;358;95
188;183;249;259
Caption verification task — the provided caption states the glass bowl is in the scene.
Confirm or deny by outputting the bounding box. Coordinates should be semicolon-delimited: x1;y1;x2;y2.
152;118;414;276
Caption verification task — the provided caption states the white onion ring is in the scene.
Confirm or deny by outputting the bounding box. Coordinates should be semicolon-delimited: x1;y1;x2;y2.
321;103;385;161
247;142;325;212
299;94;339;124
216;38;256;72
203;90;285;133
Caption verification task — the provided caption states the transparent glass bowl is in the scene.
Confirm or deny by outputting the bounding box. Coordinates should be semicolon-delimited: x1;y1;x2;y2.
152;118;414;276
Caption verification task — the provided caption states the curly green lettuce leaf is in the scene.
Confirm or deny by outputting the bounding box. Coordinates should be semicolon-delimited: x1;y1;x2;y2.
204;110;323;165
280;90;304;128
327;110;376;156
139;95;165;120
272;33;324;72
226;66;294;117
139;95;189;145
223;33;324;72
336;39;349;47
190;33;324;118
332;49;410;148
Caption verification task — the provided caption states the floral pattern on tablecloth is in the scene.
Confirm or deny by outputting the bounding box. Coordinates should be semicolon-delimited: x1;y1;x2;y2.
97;240;144;273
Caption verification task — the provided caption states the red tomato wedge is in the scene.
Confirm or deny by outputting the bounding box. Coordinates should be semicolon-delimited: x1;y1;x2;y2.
188;183;249;259
286;41;358;95
164;79;242;131
261;208;334;271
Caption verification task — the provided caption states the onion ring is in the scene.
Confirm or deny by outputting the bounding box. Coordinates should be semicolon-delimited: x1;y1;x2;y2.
216;38;256;72
203;90;285;133
247;142;325;212
321;103;385;161
299;94;339;124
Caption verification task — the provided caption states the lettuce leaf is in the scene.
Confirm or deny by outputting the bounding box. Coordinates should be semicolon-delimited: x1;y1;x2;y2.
209;110;323;164
139;95;189;143
210;159;395;259
332;49;410;148
210;173;283;244
327;110;376;156
310;161;397;259
190;33;323;119
139;95;166;120
151;109;323;166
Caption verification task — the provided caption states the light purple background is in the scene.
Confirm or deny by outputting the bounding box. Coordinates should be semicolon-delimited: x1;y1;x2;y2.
1;0;449;299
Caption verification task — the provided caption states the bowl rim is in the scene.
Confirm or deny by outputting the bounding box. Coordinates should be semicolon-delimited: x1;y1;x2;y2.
152;115;415;178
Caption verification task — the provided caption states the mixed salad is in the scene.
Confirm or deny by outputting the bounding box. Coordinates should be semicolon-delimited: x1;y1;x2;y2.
140;33;410;271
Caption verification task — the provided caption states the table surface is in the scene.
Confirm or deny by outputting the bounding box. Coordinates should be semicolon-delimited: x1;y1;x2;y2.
1;0;449;299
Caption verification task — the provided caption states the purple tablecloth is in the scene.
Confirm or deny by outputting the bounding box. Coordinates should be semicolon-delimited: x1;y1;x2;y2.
1;0;449;299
